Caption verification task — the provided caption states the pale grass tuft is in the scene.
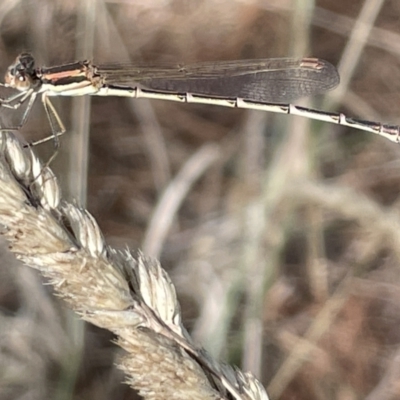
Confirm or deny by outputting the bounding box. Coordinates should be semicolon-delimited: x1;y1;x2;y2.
0;132;270;400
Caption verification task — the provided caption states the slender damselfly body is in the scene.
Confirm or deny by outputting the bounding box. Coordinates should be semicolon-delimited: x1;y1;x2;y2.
0;53;398;145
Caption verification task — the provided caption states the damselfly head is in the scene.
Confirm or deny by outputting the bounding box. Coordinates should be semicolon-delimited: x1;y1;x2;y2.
4;53;37;91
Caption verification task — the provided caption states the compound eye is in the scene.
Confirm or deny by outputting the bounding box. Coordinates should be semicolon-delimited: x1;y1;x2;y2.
4;68;31;90
16;73;31;90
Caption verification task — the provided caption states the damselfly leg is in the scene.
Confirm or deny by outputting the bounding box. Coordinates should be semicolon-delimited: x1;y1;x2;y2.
30;94;66;146
0;88;66;160
0;87;37;132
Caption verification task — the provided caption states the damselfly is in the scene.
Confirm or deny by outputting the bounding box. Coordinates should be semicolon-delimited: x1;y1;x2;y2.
0;53;399;145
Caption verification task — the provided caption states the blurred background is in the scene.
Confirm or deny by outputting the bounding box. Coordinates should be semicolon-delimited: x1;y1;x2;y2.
1;0;400;399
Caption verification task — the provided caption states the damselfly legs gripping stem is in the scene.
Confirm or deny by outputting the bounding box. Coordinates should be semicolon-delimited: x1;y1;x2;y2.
0;52;399;145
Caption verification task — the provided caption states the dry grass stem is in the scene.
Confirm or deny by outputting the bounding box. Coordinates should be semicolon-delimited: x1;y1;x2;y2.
267;271;352;398
143;143;220;257
288;180;400;262
0;132;269;400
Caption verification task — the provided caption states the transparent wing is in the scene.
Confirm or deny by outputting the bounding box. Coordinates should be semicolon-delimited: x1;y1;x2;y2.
96;58;339;103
